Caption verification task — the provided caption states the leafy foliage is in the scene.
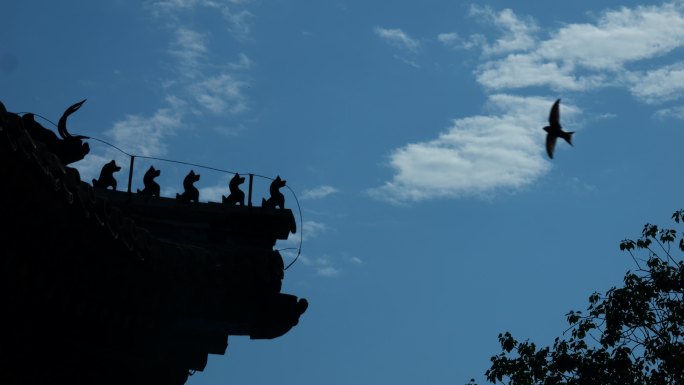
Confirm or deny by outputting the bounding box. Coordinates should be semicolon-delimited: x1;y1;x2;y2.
481;210;684;385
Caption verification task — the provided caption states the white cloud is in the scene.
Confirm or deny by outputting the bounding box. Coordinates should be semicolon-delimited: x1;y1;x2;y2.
150;0;207;12
316;266;341;277
291;253;363;277
98;70;248;177
374;3;684;203
161;186;180;197
537;4;684;70
277;220;327;250
625;62;684;103
148;0;253;117
654;105;684;120
229;53;253;70
393;54;420;68
199;182;229;202
108;108;183;157
437;32;460;45
99;0;253;161
150;0;254;40
471;2;684;100
437;32;483;50
167;30;251;116
370;95;578;203
149;0;242;13
567;176;597;195
302;220;327;241
301;185;339;200
83;1;256;190
173;27;207;55
299;254;341;277
375;27;420;51
222;7;253;40
148;0;223;21
190;73;249;114
476;54;605;91
470;5;539;55
169;28;208;77
73;152;128;188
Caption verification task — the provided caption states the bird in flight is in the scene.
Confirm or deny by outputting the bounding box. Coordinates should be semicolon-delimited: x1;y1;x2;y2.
543;99;574;159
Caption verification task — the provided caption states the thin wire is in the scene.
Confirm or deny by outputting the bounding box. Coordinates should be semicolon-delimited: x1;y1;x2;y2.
284;184;303;270
18;112;59;129
22;112;304;270
87;137;131;157
89;137;277;181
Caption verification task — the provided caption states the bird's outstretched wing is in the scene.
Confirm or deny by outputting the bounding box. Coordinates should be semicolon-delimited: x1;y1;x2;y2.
548;99;561;127
546;133;557;159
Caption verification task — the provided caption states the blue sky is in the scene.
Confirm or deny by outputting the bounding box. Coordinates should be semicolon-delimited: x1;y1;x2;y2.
3;0;684;384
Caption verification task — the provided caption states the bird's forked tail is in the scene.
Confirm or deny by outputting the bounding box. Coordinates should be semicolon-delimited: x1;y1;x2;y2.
562;131;575;146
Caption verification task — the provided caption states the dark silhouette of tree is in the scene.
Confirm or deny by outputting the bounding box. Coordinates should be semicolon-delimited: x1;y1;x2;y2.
475;209;684;385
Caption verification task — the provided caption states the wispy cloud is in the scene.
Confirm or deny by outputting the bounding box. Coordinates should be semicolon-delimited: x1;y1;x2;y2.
302;220;327;241
74;152;127;187
476;54;605;91
191;73;249;114
292;252;363;278
149;0;249;14
470;5;539;55
277;220;343;277
299;254;341;277
625;62;684;104
198;178;230;202
566;176;597;196
375;27;420;51
149;0;213;13
99;1;254;167
77;107;184;183
164;24;252;117
149;0;254;39
222;7;253;41
296;252;363;278
301;185;339;200
229;52;253;70
370;95;578;203
169;27;208;76
654;105;684;120
393;55;420;68
108;108;183;157
437;32;483;50
278;220;327;251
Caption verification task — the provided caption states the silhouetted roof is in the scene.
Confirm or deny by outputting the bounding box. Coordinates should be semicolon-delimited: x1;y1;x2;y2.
0;103;307;385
